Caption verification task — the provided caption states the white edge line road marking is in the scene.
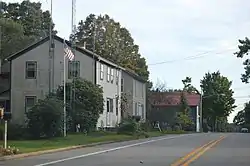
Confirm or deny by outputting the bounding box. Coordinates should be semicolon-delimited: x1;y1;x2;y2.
34;133;199;166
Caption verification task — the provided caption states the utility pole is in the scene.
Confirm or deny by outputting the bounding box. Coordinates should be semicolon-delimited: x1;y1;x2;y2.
70;0;76;135
92;18;96;82
71;0;76;38
49;0;54;93
200;89;203;132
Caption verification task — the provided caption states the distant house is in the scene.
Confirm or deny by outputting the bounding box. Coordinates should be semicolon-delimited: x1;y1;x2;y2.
0;35;147;129
149;92;201;130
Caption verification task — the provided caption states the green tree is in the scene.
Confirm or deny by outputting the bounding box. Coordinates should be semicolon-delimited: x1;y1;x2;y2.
175;112;194;131
233;102;250;131
177;89;195;131
0;0;56;37
0;18;36;59
120;92;130;119
26;96;63;139
55;78;104;132
216;116;228;132
233;110;245;126
244;102;250;125
200;71;236;131
234;37;250;83
73;14;149;80
179;92;190;114
182;77;198;93
0;0;56;59
234;102;250;125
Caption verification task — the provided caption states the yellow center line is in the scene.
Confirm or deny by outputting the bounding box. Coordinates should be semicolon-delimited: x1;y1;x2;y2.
181;136;226;166
170;139;217;166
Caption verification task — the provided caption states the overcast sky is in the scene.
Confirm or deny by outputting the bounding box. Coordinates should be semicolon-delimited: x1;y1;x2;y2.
7;0;250;122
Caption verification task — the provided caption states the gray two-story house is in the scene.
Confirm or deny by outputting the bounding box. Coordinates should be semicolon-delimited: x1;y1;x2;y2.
0;35;147;127
5;36;97;124
1;35;148;129
121;69;147;121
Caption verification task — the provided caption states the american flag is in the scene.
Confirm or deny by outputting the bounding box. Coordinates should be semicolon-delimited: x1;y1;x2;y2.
63;41;75;61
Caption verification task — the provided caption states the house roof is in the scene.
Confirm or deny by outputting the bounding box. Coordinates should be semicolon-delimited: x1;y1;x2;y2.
150;92;201;106
123;68;147;83
6;35;146;83
5;35;120;69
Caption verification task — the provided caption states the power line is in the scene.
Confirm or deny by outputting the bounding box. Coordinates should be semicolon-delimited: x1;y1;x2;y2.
148;48;235;66
233;86;250;91
233;95;250;99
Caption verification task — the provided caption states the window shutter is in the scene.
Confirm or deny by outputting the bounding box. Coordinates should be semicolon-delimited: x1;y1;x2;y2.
135;102;137;116
110;99;113;112
142;104;144;119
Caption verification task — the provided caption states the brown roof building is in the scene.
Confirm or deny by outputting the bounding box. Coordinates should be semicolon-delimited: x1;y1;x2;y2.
150;92;201;107
148;92;201;131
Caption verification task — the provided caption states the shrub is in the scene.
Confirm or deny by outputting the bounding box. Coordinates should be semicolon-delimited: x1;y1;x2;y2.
0;123;29;140
117;118;137;135
55;78;104;133
140;120;152;132
26;96;63;139
117;118;150;138
7;123;29;140
175;112;194;131
0;146;20;156
173;125;181;131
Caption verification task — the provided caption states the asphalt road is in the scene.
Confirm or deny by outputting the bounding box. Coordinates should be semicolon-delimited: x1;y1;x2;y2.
1;133;250;166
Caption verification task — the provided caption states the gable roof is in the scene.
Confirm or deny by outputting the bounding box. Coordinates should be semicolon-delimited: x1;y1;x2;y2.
122;68;147;83
6;35;101;61
150;92;200;106
6;35;147;83
5;35;119;69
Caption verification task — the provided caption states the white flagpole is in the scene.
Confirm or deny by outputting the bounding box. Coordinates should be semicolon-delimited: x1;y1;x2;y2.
63;40;67;137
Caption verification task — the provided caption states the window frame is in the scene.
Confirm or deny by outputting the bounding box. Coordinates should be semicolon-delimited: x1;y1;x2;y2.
100;63;104;80
110;68;114;83
25;96;37;113
106;98;110;112
107;67;110;82
110;98;113;113
121;78;124;92
116;70;119;85
25;61;37;79
106;98;113;113
68;60;80;79
115;96;119;115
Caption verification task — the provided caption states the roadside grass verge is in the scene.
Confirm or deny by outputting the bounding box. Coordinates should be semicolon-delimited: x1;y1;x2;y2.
0;130;187;154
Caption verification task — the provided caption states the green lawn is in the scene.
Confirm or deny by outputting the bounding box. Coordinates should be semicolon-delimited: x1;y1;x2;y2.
0;131;167;153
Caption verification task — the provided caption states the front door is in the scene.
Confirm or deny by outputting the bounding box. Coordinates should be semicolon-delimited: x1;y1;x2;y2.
106;98;113;127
